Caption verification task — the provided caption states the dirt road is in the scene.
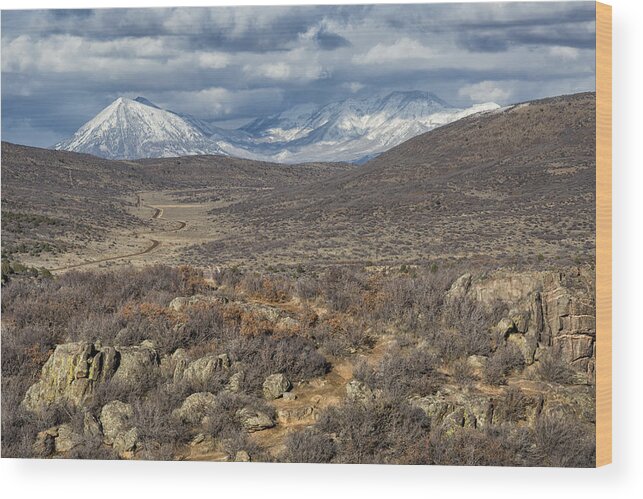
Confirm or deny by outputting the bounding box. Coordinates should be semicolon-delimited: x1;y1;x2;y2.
50;195;184;273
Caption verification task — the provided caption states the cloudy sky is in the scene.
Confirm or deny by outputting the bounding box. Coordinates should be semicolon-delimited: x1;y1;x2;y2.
1;1;596;147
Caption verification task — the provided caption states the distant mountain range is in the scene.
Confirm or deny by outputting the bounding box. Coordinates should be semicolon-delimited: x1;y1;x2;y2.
54;91;500;163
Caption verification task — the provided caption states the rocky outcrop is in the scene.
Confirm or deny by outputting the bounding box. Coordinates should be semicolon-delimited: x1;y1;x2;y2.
22;342;118;412
448;269;596;379
32;410;103;457
175;353;231;387
226;372;244;393
172;392;217;425
236;407;275;432
226;301;301;334
35;424;83;455
263;373;292;400
100;400;138;454
277;406;315;424
110;345;159;387
234;450;251;462
22;342;159;412
168;294;228;313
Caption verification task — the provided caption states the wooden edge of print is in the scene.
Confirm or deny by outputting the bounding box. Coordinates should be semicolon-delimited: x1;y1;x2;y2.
595;1;612;468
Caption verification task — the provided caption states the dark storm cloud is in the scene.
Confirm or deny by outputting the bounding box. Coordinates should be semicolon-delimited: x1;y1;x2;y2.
1;2;596;148
314;28;352;50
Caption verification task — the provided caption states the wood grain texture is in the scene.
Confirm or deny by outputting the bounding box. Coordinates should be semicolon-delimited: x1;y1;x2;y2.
596;1;612;467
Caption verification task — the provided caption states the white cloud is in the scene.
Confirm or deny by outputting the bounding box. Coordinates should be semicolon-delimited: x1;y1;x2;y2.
196;52;230;69
343;82;365;93
242;48;327;82
163;87;284;119
1;35;181;73
354;37;434;65
459;81;513;103
549;46;580;60
249;62;291;80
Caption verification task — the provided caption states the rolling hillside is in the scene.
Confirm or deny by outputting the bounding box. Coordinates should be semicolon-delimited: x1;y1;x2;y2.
193;92;596;268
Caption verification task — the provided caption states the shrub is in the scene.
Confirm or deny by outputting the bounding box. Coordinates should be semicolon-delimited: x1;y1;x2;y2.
495;387;531;423
533;412;595;467
316;397;430;464
227;333;329;395
130;385;192;459
354;346;438;398
282;428;336;463
483;344;524;385
294;276;321;302
203;392;275;439
535;349;576;384
312;319;375;357
427;426;524;466
452;358;475;385
319;267;367;313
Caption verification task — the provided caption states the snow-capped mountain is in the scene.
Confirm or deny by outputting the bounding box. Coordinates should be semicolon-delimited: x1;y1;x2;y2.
54;92;500;163
54;97;228;159
241;91;499;163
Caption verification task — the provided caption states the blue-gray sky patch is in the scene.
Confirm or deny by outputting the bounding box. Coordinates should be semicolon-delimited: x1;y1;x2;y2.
1;2;596;148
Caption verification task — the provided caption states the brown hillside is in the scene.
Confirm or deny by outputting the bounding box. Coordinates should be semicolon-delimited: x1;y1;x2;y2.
197;93;595;268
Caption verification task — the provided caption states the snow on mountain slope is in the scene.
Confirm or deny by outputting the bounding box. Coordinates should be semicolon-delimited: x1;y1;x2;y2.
54;97;227;160
239;91;500;163
54;92;500;162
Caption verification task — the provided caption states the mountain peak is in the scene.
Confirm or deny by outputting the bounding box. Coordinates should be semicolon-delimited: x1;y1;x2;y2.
54;95;223;160
133;96;161;109
55;91;499;162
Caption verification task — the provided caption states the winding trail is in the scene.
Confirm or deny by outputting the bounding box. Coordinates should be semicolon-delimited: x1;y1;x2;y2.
50;193;185;273
50;240;161;272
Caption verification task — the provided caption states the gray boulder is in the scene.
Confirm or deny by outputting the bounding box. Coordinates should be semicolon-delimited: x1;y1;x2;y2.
172;392;217;425
178;354;230;387
110;345;159;387
22;342;161;413
237;407;275;432
100;400;137;452
22;342;119;412
263;373;292;400
169;294;227;313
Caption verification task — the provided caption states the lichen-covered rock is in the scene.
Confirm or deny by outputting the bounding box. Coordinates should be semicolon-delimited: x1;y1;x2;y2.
33;410;103;456
451;392;494;429
277;406;315;424
410;390;492;429
100;400;134;446
54;423;84;453
234;450;251;462
113;427;139;454
226;372;244;393
22;342;162;413
495;318;517;338
410;393;451;424
446;273;472;302
33;427;58;457
22;342;119;412
457;269;596;379
172;392;217;425
178;354;230;387
263;373;291;400
236;407;275;432
168;294;228;312
507;333;538;365
83;411;103;440
346;380;375;402
110;345;159;387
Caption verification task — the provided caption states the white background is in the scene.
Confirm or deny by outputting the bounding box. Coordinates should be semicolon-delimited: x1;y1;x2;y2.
1;0;641;497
